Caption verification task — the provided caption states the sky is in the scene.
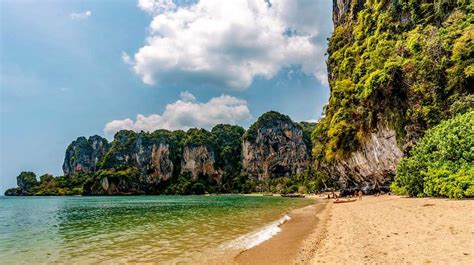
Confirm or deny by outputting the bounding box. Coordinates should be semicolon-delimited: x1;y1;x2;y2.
0;0;333;193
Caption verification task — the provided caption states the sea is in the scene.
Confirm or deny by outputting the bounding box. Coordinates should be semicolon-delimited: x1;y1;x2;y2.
0;195;312;263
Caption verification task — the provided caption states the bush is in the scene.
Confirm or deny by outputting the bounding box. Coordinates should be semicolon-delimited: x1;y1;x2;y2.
191;183;206;195
392;111;474;198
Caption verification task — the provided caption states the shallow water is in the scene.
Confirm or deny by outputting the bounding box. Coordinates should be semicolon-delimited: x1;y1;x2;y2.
0;195;312;263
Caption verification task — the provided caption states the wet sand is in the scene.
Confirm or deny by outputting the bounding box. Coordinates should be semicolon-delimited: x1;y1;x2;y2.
233;199;328;265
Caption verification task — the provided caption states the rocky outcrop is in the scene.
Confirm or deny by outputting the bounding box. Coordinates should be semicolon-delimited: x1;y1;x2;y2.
101;131;175;185
332;0;365;26
242;111;310;180
99;174;141;195
133;137;174;185
181;145;221;181
63;135;109;175
150;143;174;181
320;126;404;195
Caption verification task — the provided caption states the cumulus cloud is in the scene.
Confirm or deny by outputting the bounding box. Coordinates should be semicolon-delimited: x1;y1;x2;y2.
125;0;330;89
69;10;92;20
104;92;251;136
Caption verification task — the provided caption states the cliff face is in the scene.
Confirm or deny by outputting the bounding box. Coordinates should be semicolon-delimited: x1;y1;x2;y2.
315;0;473;194
319;0;404;194
320;126;404;195
100;131;176;186
181;145;221;181
242;111;310;180
63;135;109;175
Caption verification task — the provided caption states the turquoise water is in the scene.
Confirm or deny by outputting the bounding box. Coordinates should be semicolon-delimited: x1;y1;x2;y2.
0;195;312;263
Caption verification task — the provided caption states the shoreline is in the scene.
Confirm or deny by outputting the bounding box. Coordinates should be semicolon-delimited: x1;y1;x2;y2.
210;197;329;265
234;199;328;265
219;195;474;264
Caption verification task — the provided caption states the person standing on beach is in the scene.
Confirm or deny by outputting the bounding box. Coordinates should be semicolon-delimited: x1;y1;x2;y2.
358;190;363;200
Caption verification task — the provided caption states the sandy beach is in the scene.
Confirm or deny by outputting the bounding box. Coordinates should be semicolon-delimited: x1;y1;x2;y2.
225;195;474;264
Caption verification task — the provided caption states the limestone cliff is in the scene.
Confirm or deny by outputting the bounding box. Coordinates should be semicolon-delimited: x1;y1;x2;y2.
242;111;310;180
181;145;221;181
318;126;403;195
63;135;109;175
180;128;223;182
314;0;473;194
100;130;177;186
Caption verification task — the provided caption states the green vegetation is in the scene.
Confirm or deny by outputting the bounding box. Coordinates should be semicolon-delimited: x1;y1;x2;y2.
217;169;335;195
313;0;473;162
4;171;38;195
267;169;336;195
211;124;246;192
391;111;474;198
4;172;91;196
297;121;317;154
184;128;214;147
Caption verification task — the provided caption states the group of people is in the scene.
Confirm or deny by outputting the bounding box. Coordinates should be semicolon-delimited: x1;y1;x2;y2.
326;190;363;200
326;189;392;201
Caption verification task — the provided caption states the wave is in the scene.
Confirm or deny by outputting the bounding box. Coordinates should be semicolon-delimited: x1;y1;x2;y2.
222;214;291;251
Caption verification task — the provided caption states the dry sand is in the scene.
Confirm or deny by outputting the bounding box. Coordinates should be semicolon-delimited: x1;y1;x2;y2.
305;196;474;264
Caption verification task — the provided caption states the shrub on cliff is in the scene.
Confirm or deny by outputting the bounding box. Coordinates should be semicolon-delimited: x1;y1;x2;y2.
184;128;214;147
391;110;474;198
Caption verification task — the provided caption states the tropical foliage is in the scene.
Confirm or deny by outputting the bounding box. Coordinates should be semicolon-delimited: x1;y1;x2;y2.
5;172;90;196
391;111;474;198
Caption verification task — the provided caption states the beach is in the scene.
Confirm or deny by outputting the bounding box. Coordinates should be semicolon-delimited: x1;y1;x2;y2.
226;195;474;264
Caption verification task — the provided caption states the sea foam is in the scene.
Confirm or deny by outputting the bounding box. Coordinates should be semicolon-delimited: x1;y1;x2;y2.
223;214;291;250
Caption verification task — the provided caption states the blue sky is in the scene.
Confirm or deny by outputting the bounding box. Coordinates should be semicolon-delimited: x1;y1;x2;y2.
0;0;332;192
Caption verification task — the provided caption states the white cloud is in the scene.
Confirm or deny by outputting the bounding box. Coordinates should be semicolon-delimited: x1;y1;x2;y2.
126;0;329;89
138;0;176;14
69;10;92;20
104;92;251;136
